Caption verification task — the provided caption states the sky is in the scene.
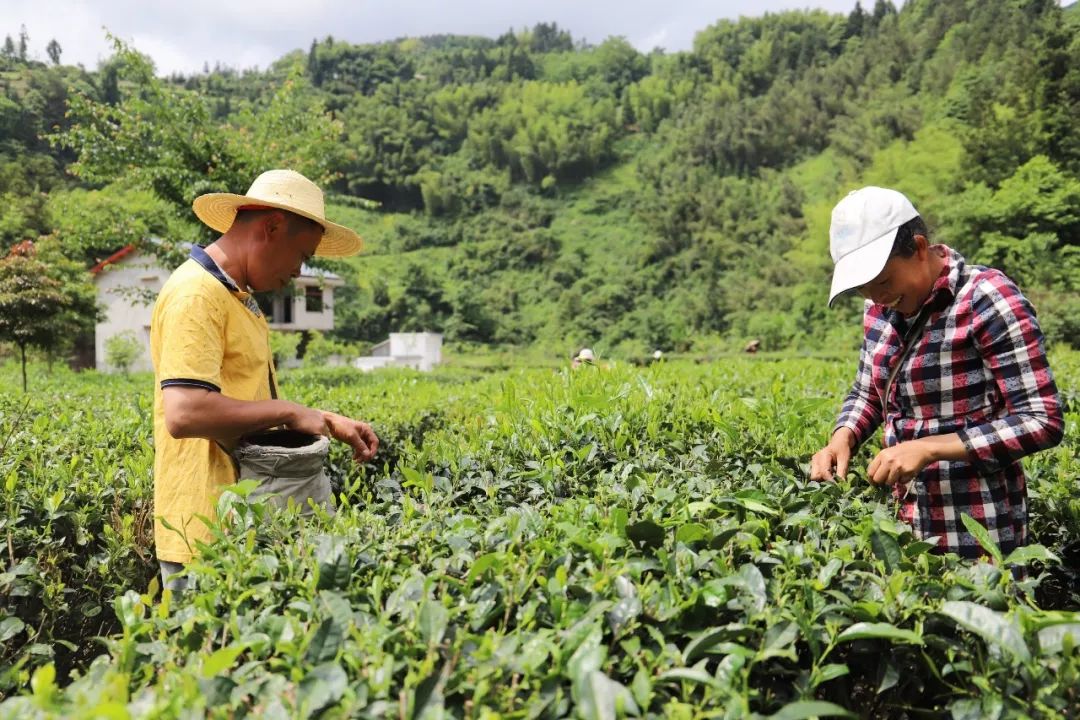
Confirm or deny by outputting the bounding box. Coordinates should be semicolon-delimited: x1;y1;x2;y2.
3;0;867;77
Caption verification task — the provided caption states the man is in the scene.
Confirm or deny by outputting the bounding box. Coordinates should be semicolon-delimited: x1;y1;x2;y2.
150;169;379;590
809;186;1063;560
571;347;595;369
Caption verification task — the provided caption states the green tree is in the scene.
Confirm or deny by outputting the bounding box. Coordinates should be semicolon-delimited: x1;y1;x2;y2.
46;39;62;66
0;240;101;392
527;22;573;54
948;156;1080;290
17;25;28;62
46;186;191;267
466;81;618;185
54;39;343;241
303;330;353;366
104;330;142;374
340;79;438;207
269;330;302;366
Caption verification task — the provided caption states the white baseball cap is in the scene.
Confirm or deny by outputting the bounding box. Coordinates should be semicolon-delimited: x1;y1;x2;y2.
828;186;919;307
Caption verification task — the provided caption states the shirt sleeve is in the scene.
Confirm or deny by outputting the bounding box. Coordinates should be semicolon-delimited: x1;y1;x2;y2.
956;273;1065;474
155;291;226;392
834;305;885;448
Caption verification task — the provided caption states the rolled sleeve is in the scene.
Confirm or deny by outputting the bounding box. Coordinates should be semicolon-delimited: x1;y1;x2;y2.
834;312;884;448
155;293;226;391
956;275;1064;474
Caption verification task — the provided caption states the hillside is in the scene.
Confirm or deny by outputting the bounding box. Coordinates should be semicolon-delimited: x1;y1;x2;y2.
2;0;1079;358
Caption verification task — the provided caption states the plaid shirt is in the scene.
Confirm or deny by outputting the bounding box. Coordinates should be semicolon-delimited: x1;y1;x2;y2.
835;245;1064;558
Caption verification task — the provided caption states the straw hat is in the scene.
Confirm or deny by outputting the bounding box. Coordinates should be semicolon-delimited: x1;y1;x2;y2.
192;169;363;258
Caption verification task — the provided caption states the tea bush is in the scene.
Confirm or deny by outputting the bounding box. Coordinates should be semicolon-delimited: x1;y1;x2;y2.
0;354;1077;718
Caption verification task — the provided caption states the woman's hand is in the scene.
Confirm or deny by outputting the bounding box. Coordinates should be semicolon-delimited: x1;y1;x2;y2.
867;441;931;486
866;433;968;486
810;427;857;481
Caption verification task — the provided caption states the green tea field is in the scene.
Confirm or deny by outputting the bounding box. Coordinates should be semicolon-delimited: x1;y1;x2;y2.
1;354;1078;719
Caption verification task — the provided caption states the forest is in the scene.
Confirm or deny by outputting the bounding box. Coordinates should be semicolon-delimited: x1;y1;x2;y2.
2;0;1079;360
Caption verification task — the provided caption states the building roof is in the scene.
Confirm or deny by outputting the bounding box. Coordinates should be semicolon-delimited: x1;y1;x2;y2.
89;245;139;275
299;264;341;281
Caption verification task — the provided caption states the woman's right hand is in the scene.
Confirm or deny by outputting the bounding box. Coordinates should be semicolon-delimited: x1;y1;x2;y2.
810;427;856;481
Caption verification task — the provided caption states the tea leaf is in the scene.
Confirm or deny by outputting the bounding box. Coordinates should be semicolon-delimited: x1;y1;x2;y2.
419;600;449;646
1002;544;1058;566
837;622;923;645
959;514;1003;565
626;520;665;550
304;618;344;665
0;617;25;643
940;601;1030;662
299;662;348;715
767;700;856;719
202;644;246;678
870;530;901;574
577;670;639;720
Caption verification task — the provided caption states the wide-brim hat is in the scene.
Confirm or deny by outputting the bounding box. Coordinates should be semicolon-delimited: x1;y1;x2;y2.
828;186;919;307
192;169;363;258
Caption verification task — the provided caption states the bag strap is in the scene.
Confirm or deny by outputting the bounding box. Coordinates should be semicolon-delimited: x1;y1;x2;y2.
883;308;932;411
268;363;278;400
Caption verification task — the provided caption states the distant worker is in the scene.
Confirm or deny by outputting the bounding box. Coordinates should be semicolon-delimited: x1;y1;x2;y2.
150;169;380;592
743;339;761;354
571;347;596;369
809;186;1063;562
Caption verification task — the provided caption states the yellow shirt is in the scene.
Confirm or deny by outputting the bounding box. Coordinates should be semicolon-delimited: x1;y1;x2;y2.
149;248;277;563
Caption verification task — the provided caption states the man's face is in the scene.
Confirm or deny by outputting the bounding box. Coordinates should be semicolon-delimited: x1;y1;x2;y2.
250;214;323;293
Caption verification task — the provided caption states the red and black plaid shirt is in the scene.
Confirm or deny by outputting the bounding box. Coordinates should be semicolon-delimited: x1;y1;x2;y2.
836;245;1064;557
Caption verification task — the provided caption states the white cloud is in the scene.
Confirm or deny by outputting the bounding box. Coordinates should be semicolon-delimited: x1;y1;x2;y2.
638;26;671;53
1;0;865;76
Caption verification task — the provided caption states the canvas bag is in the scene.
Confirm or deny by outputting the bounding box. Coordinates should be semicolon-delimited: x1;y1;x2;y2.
227;364;335;516
232;429;336;516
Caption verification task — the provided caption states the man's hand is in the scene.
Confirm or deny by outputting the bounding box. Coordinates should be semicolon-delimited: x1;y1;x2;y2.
322;412;379;463
810;427;856;481
285;402;330;437
867;441;932;486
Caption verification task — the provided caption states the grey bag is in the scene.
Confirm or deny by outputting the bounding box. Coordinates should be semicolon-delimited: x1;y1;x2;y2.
232;429;335;516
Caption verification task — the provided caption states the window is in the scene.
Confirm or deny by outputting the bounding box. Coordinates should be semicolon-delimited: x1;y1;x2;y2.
305;286;323;313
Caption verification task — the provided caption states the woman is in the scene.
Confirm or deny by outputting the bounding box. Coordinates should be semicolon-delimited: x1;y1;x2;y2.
810;186;1064;558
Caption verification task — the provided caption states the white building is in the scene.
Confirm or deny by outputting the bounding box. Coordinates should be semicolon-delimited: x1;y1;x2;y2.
90;245;344;372
353;332;442;372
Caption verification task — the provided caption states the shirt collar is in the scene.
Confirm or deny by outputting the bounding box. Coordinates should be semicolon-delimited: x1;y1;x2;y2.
881;244;964;326
926;244;964;309
190;245;242;293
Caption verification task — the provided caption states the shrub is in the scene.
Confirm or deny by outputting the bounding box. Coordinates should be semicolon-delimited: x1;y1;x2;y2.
104;331;142;374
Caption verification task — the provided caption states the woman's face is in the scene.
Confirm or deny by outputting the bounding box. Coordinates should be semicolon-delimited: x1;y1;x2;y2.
856;236;934;317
